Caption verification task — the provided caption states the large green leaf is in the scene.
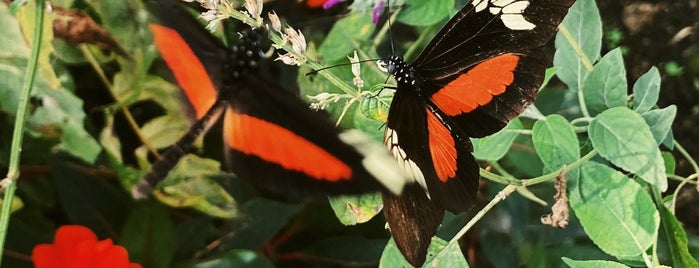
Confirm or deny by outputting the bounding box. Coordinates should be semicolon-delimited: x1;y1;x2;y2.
588;107;667;190
532;114;580;173
653;191;699;267
328;193;383;225
120;201;175;268
581;48;627;116
553;0;602;91
641;105;677;145
221;198;300;250
318;13;376;62
632;67;661;113
397;0;455;26
152;155;239;218
570;162;659;258
562;258;630;268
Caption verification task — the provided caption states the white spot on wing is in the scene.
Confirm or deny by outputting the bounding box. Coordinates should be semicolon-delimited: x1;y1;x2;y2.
338;130;412;195
384;128;428;191
472;0;535;30
472;0;488;12
501;14;535;30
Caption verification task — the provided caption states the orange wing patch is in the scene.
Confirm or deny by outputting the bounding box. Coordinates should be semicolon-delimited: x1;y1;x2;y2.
223;108;353;181
430;53;519;116
150;24;217;119
426;110;457;182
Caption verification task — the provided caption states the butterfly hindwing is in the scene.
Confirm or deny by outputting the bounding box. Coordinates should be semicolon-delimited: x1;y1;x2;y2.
382;184;442;267
385;90;480;214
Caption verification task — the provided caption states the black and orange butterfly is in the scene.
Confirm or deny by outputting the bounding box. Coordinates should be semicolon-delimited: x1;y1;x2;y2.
132;1;413;200
372;0;575;265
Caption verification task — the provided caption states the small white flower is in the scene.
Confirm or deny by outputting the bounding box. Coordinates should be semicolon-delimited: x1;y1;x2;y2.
244;0;263;22
284;27;307;55
348;51;364;88
275;53;299;66
268;11;282;33
200;9;218;22
307;93;341;111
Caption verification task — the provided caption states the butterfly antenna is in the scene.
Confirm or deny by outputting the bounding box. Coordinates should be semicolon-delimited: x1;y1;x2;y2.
306;59;380;76
386;0;395;55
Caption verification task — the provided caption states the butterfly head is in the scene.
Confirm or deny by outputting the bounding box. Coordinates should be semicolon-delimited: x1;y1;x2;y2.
378;55;416;88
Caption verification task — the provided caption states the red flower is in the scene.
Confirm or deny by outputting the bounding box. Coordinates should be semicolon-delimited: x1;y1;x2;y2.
32;225;142;268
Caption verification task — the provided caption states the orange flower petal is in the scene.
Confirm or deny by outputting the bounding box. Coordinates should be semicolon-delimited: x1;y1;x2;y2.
32;225;142;268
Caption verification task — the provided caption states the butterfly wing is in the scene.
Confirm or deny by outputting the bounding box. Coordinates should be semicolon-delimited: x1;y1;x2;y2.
414;0;575;137
223;76;410;198
146;0;227;119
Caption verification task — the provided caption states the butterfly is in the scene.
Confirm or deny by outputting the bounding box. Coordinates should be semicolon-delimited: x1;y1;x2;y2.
132;0;413;201
374;0;575;265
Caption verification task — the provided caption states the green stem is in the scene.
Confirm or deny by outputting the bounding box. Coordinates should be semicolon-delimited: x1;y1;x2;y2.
79;45;160;158
447;184;517;241
0;0;45;264
674;140;699;174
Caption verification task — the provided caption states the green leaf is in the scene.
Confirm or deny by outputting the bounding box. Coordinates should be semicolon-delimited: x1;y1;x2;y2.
655;196;699;267
301;236;387;265
380;237;469;267
641;105;677;145
542;66;561;89
569;162;659;258
120;201;175;268
661;151;676;175
532;114;580;173
472;119;524;161
18;1;61;89
554;0;603;90
588;107;667;190
582;48;627;116
328;193;383;225
193;250;274;268
0;7;101;163
319;13;375;62
397;0;455;26
153;155;239;218
52;155;130;237
0;4;29;57
139;115;190;150
562;258;630;268
358;90;393;122
632;67;661;113
222;198;300;250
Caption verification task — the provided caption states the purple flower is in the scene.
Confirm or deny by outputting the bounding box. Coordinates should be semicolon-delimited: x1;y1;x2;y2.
323;0;343;9
372;1;385;24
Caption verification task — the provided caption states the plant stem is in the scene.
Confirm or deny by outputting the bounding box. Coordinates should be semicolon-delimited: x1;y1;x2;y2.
0;0;45;264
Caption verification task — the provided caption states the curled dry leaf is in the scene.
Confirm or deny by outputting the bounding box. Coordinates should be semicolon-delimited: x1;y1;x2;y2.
53;7;129;58
541;167;569;228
